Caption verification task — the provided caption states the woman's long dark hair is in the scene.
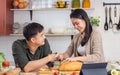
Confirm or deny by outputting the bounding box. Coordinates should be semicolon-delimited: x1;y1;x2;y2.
70;9;92;46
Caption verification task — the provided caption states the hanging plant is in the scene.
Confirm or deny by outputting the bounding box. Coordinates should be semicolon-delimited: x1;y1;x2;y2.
89;16;100;27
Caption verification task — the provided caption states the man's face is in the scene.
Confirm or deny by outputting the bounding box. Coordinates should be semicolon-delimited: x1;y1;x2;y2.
32;30;46;46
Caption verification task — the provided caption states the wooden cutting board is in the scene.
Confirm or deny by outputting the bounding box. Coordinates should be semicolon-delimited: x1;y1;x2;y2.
20;72;37;75
59;71;80;74
38;70;80;75
38;70;58;74
38;68;58;74
38;67;80;75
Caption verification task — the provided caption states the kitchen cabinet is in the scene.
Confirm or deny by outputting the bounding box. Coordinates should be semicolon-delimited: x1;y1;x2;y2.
0;0;13;35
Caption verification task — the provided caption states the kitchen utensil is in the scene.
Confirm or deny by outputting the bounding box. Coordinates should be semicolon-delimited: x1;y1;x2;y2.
112;5;118;32
117;9;120;30
114;5;117;17
114;5;117;24
109;6;113;28
104;6;108;30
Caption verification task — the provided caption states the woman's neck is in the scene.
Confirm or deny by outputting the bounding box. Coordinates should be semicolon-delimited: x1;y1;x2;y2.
81;32;85;38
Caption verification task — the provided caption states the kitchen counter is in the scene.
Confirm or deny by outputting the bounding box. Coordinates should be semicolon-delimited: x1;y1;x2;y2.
20;71;80;75
0;68;80;75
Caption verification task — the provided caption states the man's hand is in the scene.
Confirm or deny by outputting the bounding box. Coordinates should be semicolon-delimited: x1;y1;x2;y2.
56;53;64;61
41;65;49;69
47;53;57;62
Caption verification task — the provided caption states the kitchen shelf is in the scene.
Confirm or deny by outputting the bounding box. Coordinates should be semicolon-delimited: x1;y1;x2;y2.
10;33;74;37
10;8;94;20
10;33;74;39
46;33;74;37
10;8;95;11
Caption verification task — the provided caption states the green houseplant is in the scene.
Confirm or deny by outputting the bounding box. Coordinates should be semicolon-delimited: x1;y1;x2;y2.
89;17;100;27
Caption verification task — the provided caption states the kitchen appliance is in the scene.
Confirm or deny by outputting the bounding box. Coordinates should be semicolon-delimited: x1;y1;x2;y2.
80;62;107;75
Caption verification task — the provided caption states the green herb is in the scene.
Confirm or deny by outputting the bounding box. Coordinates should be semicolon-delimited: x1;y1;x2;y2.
89;17;100;26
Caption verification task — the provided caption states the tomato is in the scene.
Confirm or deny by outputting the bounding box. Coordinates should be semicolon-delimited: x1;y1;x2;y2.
72;71;76;75
54;72;58;75
2;61;10;67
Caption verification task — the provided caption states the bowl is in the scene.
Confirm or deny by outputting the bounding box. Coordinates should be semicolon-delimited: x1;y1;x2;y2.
51;28;64;34
111;64;120;70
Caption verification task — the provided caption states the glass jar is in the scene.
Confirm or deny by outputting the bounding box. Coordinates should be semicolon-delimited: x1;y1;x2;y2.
72;0;80;8
82;0;91;8
47;0;53;8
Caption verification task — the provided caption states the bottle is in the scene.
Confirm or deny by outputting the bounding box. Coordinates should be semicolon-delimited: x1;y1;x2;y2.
83;0;91;8
72;0;80;8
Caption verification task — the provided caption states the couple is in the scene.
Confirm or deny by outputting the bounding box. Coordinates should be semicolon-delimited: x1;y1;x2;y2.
12;9;105;72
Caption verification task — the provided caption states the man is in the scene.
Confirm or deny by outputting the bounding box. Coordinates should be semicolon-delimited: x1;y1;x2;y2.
12;22;57;72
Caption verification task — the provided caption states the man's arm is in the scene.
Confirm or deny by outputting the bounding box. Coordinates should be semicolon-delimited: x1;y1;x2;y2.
43;39;54;67
24;53;56;72
12;40;56;72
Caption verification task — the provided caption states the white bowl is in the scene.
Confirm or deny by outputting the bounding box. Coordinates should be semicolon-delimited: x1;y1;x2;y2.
51;28;65;34
111;64;120;70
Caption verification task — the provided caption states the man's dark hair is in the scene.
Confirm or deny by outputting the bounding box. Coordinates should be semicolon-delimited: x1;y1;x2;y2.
23;22;44;41
70;9;93;46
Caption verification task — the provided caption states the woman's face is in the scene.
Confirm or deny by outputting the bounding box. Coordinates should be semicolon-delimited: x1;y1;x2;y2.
71;18;86;33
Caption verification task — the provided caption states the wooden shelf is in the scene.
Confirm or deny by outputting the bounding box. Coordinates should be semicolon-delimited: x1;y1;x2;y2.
10;7;94;21
45;33;74;37
10;8;95;11
10;33;74;37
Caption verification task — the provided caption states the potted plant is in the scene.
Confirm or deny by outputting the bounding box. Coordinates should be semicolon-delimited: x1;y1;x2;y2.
89;16;100;27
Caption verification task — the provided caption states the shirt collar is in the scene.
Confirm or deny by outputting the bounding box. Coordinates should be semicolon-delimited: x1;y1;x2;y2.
23;40;30;50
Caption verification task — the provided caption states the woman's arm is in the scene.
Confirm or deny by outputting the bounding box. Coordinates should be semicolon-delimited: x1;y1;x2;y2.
62;55;87;62
86;30;105;62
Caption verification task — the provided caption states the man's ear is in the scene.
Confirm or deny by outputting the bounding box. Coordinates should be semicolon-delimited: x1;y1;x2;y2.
30;37;36;43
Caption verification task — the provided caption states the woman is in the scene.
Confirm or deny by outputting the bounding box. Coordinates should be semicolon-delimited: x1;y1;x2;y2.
57;9;105;62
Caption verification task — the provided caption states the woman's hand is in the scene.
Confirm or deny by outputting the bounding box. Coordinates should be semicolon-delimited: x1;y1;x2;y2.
63;57;78;62
63;56;87;62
